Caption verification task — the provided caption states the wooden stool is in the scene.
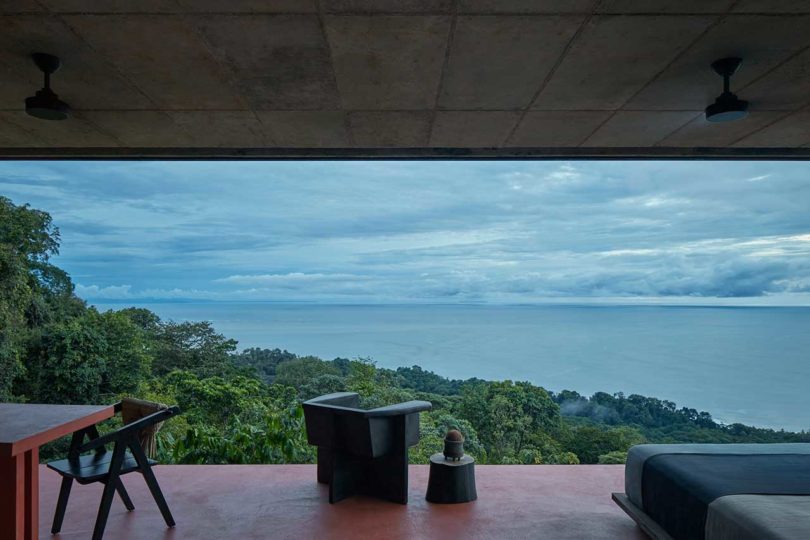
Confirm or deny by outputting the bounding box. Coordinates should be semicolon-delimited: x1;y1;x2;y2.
425;453;477;504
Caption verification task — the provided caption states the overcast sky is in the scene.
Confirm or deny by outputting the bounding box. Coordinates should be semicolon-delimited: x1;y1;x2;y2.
1;160;809;305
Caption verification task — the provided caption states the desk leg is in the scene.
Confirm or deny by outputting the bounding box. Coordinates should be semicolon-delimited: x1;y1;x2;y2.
24;449;38;540
0;453;24;540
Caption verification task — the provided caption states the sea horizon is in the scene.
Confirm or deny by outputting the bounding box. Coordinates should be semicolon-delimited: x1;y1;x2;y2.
87;298;810;307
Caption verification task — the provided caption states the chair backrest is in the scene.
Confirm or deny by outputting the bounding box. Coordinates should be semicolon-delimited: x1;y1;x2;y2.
120;397;169;458
78;404;181;457
303;392;369;454
303;392;430;457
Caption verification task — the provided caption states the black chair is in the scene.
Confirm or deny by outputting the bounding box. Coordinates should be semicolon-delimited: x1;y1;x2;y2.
47;402;180;540
303;392;432;504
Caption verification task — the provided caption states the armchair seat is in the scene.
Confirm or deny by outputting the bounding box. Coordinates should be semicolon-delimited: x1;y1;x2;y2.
303;392;432;504
48;452;157;484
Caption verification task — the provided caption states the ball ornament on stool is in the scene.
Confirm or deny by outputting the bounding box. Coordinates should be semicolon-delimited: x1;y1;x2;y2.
443;429;465;461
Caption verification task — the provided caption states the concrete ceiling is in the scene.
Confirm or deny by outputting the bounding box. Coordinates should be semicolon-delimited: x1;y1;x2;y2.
1;1;809;158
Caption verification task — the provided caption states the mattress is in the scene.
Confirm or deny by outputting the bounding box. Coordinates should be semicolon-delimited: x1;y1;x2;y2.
625;443;810;508
624;443;810;540
706;495;810;540
643;453;810;539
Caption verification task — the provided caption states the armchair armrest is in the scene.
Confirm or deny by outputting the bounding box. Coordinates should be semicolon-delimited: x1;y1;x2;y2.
304;392;360;408
364;400;432;417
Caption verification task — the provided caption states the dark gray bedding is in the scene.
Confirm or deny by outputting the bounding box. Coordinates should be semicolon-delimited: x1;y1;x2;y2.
625;443;810;508
641;454;810;540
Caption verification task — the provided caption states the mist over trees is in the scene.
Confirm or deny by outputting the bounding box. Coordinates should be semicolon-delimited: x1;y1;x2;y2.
2;196;808;466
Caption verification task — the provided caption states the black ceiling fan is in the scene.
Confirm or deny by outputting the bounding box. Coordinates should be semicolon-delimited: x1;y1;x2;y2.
25;53;71;121
705;57;748;123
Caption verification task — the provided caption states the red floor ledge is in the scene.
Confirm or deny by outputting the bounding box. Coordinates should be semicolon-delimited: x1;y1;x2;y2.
38;464;645;539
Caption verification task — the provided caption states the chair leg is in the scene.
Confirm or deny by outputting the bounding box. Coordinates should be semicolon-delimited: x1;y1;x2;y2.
51;477;73;534
130;443;175;527
368;415;410;504
329;451;363;504
317;447;332;484
368;453;409;504
115;479;135;511
92;481;119;540
92;443;127;540
141;466;175;527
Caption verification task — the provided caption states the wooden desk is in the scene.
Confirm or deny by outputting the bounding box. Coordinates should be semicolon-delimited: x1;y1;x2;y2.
0;403;115;540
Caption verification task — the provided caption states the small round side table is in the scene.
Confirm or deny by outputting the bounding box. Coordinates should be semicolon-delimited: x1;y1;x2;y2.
425;453;477;504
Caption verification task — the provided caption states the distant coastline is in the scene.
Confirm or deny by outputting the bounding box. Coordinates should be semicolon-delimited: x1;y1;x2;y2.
89;299;810;307
92;302;810;432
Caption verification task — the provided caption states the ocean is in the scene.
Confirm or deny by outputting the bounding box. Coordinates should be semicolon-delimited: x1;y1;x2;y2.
92;303;810;432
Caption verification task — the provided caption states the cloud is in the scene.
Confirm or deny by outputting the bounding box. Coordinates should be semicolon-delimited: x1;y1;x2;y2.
75;284;132;299
2;160;809;305
747;174;772;182
216;273;366;285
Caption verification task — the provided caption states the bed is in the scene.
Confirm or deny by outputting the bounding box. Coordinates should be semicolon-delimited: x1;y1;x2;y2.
612;443;810;540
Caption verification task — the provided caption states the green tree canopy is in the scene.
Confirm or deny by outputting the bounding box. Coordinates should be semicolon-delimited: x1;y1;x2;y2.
151;320;238;378
1;196;83;400
275;356;341;391
455;380;561;463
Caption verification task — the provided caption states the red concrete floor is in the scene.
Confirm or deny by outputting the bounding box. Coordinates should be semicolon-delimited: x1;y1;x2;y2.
38;464;645;540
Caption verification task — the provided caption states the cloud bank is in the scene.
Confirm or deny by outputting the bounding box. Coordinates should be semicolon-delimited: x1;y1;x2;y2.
2;160;809;305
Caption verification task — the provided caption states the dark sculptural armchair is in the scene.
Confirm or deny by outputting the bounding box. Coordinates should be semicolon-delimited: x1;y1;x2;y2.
303;392;432;504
